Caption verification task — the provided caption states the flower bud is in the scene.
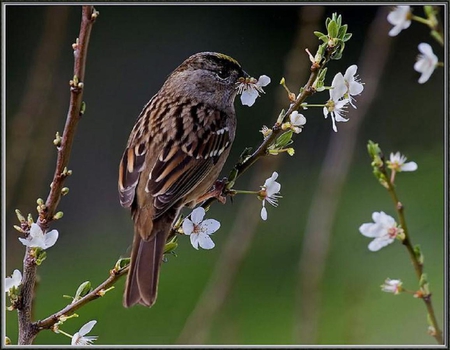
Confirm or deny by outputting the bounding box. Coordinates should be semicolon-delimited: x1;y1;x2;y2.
53;132;62;147
15;209;26;223
73;281;92;302
114;257;130;272
61;187;70;196
53;211;64;220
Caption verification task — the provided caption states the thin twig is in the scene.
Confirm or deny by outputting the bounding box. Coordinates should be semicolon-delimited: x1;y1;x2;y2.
17;6;97;345
36;266;129;330
381;162;443;344
40;6;97;228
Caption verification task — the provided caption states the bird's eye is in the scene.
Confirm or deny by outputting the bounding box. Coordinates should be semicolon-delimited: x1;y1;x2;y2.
216;69;229;80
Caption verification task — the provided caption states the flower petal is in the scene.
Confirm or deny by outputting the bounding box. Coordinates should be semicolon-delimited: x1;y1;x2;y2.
344;65;358;81
368;237;394;251
18;237;31;247
198;233;215;250
348;81;364;96
376;211;396;227
241;89;258;107
190;233;199;250
418;70;434;84
290;112;306;126
334;112;349;123
330;73;346;101
71;333;82;345
331;115;338;132
401;161;418;171
44;229;59;249
388;26;402;37
257;75;271;87
201;219;221;235
264;172;278;187
29;223;42;238
191;207;205;225
323;106;329;119
78;320;97;337
261;206;268;221
5;269;22;291
266;182;281;197
182;219;194;235
418;43;434;57
359;223;379;238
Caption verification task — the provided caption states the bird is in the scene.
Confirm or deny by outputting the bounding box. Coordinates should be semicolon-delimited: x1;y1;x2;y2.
118;52;248;307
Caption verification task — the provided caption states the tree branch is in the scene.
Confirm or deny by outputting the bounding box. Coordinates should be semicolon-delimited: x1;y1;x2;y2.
17;6;98;345
36;266;129;331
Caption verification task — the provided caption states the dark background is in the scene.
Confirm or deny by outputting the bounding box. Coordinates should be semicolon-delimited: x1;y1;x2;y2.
5;4;445;345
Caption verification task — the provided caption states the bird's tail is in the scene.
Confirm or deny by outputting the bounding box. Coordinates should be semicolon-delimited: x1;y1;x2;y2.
123;210;176;308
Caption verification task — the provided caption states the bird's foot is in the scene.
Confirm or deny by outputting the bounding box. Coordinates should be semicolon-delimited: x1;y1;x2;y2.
197;178;228;204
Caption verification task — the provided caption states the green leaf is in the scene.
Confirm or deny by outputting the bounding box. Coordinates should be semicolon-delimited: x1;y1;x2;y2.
314;31;328;43
238;147;253;164
332;51;342;60
414;244;425;264
163;241;178;255
338;24;348;38
314;31;325;38
275;131;293;149
343;33;353;42
35;250;47;265
327;20;338;38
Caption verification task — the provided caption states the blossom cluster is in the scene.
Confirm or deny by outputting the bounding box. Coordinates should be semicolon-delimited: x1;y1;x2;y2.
182;172;282;250
323;65;364;132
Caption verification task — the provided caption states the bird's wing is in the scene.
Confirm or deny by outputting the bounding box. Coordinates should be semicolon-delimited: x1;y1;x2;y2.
148;109;232;218
118;104;233;217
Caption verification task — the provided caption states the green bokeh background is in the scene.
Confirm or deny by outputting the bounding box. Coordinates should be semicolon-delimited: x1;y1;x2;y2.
5;4;446;346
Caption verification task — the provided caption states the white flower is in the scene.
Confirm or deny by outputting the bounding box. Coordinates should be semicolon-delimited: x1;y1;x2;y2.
71;320;98;345
259;172;281;221
359;211;403;251
323;98;349;133
183;207;220;250
5;270;22;293
387;6;412;36
387;152;418;172
19;223;59;250
381;278;403;295
289;111;306;133
322;73;351;132
330;72;347;101
414;43;438;84
237;75;271;107
343;65;364;108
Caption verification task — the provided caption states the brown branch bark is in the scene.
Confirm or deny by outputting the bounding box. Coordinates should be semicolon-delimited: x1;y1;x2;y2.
17;6;97;345
36;266;129;330
294;7;393;344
